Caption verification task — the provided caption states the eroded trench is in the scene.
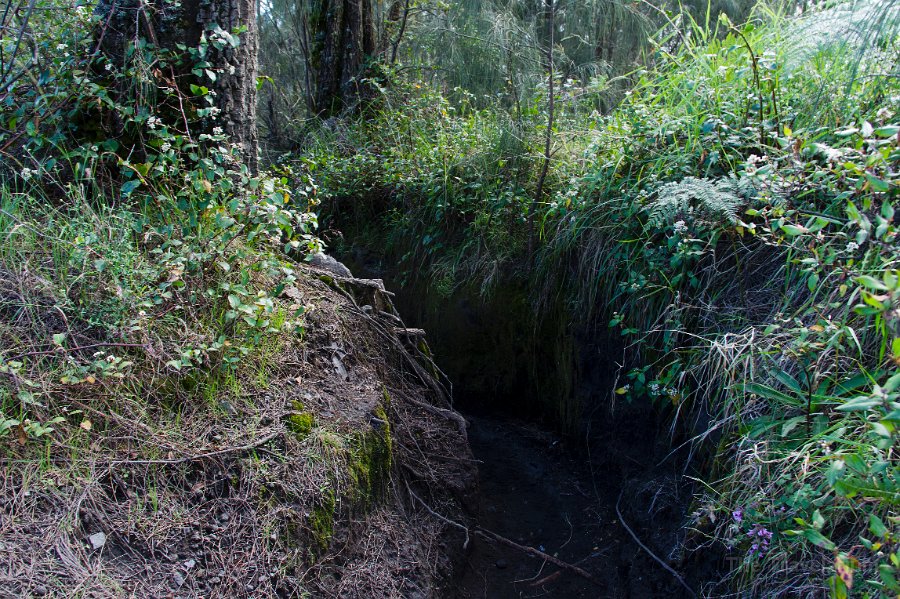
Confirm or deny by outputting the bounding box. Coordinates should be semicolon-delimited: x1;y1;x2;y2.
339;250;720;598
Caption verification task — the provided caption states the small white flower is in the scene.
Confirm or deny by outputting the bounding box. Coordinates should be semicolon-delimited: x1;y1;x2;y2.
673;220;688;234
91;145;99;152
20;167;34;181
160;142;171;152
212;126;223;135
57;43;68;51
228;65;236;75
846;241;860;253
105;62;113;71
147;116;162;129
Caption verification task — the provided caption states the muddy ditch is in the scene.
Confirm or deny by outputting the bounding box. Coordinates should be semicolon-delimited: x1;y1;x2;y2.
333;250;722;598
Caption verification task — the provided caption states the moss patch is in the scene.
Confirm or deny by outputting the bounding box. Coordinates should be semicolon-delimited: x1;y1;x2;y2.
348;398;392;505
309;489;337;554
285;400;316;437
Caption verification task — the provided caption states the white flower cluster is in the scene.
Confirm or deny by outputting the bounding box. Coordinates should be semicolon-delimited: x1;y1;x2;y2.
673;220;688;234
20;167;37;181
160;142;171;152
212;126;224;135
147;116;162;129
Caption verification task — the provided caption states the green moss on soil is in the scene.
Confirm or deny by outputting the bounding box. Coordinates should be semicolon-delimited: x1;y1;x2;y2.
286;400;316;437
348;398;392;505
309;489;337;553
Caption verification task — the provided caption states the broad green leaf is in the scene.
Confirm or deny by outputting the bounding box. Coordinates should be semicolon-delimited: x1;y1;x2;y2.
857;275;888;291
801;528;836;550
121;180;141;196
869;515;889;539
807;272;819;292
836;395;880;412
781;224;807;236
874;125;900;138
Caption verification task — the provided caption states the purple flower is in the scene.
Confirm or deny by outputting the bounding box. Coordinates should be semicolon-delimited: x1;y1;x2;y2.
733;509;743;523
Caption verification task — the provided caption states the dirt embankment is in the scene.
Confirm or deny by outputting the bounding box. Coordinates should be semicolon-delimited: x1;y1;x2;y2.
0;262;476;598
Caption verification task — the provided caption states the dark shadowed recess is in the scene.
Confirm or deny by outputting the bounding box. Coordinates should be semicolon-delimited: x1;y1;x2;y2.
338;245;725;598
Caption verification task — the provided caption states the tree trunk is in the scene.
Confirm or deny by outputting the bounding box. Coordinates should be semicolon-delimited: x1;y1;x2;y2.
310;0;377;117
94;0;259;173
529;0;555;259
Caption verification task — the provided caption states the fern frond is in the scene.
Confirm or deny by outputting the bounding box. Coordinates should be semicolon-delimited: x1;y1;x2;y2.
646;176;749;228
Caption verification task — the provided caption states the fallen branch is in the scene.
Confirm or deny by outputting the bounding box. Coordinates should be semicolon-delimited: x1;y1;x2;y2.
615;489;696;597
108;432;280;466
474;527;598;585
406;482;470;549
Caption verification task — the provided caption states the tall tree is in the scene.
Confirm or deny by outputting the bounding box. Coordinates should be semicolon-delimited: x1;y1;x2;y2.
94;0;260;172
309;0;377;116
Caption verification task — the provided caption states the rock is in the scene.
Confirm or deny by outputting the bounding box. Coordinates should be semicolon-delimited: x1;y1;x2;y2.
88;532;106;550
495;559;508;570
308;252;352;278
33;585;48;596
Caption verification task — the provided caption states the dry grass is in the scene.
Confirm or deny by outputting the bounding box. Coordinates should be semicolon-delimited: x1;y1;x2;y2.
0;203;476;598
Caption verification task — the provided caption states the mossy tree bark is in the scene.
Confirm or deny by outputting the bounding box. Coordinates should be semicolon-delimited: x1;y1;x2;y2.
94;0;259;172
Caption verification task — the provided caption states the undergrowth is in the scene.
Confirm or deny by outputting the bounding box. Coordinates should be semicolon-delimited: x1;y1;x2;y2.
300;2;900;596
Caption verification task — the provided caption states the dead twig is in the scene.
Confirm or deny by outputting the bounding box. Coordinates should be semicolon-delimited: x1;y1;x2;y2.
474;527;599;585
408;476;599;586
615;489;696;597
108;432;280;466
406;482;470;549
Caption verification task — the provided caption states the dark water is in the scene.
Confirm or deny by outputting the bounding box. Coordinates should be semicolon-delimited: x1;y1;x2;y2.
451;415;698;599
